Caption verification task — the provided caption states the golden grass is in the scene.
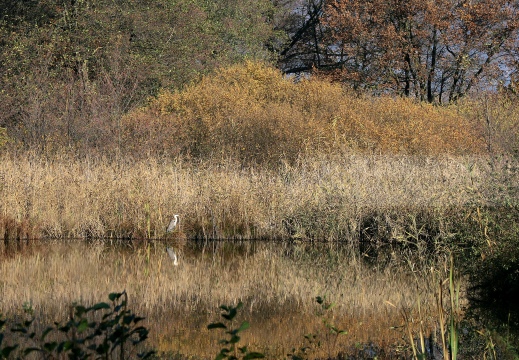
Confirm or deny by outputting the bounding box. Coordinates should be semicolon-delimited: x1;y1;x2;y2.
0;240;451;358
0;152;498;240
0;150;499;356
0;60;516;357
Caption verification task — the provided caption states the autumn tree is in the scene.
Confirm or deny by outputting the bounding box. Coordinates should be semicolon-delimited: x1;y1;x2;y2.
314;0;519;103
273;0;327;74
0;0;279;154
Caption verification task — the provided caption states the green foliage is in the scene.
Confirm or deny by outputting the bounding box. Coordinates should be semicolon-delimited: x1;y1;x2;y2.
0;291;154;359
0;0;279;155
433;254;461;360
208;302;264;360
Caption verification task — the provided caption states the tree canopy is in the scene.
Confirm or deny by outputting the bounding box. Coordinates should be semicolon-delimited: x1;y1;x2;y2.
276;0;519;103
1;0;519;154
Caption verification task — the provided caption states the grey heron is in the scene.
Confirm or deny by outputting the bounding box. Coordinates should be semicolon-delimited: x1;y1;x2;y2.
167;215;180;233
166;247;178;266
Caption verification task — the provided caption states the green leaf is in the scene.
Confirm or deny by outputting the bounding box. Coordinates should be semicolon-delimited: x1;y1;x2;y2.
43;342;58;352
215;353;226;360
237;321;250;333
134;316;146;323
1;345;18;357
58;324;70;333
243;352;265;359
77;319;89;333
109;292;122;301
62;340;74;350
11;325;27;334
23;319;33;327
41;326;54;340
92;302;111;311
208;322;227;330
229;334;240;344
74;305;87;316
123;315;134;325
24;346;41;355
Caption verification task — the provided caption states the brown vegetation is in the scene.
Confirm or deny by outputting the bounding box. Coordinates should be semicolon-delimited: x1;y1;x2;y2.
0;151;504;241
280;0;519;104
123;61;486;164
1;2;518;356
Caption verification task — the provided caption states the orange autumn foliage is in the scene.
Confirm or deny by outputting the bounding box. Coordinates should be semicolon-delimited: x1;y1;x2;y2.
122;61;485;164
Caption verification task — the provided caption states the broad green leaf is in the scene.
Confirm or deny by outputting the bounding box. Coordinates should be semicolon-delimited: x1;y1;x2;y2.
77;319;89;333
43;342;58;352
92;302;110;311
243;352;265;359
237;321;250;333
109;292;122;301
1;345;18;357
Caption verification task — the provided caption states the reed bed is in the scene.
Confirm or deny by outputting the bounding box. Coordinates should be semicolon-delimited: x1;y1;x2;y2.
0;153;500;241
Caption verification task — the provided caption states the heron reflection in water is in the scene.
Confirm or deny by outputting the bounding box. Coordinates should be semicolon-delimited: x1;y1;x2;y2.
166;247;178;266
166;215;180;265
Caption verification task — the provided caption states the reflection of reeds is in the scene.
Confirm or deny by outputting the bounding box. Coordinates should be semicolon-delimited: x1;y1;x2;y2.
0;153;508;241
387;253;465;360
0;241;438;358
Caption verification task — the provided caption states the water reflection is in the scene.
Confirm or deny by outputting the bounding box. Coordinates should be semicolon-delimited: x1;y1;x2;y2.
0;239;514;358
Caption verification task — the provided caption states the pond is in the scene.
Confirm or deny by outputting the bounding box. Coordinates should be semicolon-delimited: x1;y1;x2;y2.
0;239;515;359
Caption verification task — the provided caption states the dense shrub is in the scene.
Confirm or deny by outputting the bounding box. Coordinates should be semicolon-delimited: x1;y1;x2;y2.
123;61;486;165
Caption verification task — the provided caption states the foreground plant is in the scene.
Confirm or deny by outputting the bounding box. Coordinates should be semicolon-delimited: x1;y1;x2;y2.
288;296;347;360
438;254;461;360
0;291;154;359
208;302;264;360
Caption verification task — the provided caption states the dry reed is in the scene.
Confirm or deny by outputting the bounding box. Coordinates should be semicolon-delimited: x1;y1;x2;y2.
0;153;499;240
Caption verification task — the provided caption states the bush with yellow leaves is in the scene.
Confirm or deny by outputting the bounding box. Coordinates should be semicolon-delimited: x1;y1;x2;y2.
122;61;485;165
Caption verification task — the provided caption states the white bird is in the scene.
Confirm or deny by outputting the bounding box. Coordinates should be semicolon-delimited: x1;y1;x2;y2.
166;247;178;266
166;215;180;233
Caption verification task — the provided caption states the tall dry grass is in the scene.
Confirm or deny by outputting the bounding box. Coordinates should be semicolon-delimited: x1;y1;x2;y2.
0;240;450;358
0;152;501;240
